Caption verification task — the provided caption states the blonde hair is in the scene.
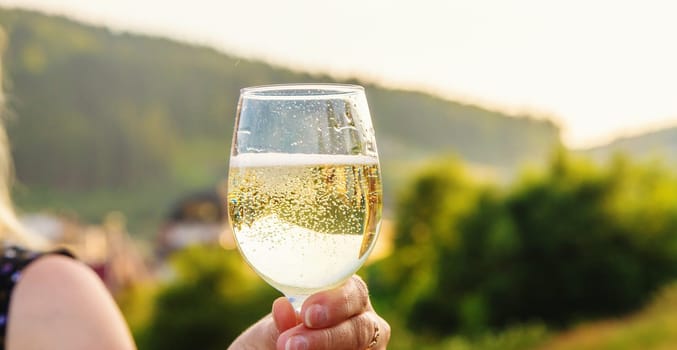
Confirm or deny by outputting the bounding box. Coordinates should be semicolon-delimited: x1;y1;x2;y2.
0;28;45;248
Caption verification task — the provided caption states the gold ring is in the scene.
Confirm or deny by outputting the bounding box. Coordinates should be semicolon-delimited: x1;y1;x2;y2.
367;321;380;349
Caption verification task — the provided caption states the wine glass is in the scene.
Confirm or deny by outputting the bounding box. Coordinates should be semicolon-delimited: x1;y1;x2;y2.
227;84;382;311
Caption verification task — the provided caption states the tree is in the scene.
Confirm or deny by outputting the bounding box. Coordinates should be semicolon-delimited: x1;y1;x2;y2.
370;150;677;337
137;245;278;350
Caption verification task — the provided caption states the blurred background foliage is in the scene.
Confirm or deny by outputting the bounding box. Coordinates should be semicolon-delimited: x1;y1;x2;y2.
3;7;677;350
122;246;278;350
0;8;559;236
367;150;677;348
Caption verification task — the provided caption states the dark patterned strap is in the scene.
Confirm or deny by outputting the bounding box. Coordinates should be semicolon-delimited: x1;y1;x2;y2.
0;245;73;349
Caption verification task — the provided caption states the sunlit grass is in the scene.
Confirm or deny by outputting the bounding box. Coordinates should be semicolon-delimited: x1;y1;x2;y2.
537;282;677;350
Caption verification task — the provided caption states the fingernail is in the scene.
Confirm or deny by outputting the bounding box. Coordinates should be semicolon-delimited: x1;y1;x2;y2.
285;335;308;350
304;304;328;327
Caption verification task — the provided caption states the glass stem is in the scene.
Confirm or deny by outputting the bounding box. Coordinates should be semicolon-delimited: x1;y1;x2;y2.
287;294;310;313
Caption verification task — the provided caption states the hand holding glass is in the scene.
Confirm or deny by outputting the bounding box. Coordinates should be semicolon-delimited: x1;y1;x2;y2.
227;84;382;310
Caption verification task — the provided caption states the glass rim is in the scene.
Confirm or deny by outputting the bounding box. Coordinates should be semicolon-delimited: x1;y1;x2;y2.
240;83;365;100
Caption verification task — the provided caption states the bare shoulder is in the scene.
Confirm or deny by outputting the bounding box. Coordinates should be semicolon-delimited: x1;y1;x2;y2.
12;254;102;297
6;254;136;350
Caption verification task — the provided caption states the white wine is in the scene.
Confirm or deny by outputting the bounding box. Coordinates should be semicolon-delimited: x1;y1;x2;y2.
228;153;382;297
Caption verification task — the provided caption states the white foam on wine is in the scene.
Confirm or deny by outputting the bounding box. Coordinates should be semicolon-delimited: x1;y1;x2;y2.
230;152;378;168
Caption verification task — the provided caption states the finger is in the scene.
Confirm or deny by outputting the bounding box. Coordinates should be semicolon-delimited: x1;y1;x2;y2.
277;312;389;350
372;313;391;350
272;297;300;332
300;275;371;329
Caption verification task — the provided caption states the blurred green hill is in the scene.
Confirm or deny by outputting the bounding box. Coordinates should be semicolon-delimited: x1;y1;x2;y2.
583;126;677;164
0;8;560;234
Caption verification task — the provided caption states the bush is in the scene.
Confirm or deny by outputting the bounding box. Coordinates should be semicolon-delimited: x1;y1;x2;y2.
370;151;677;337
365;157;481;324
135;245;279;350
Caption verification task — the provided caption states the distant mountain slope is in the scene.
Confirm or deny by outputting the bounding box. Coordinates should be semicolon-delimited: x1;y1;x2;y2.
583;127;677;164
0;8;561;230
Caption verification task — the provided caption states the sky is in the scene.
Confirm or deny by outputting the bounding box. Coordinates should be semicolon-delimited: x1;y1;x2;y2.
1;0;676;148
